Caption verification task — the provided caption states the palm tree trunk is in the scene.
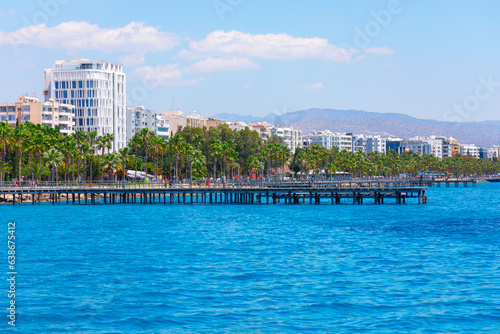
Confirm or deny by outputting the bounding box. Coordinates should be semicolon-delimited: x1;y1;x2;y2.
282;158;285;182
30;155;34;181
18;150;22;183
134;147;138;180
223;156;226;181
1;153;5;187
161;154;164;179
175;152;179;181
213;157;217;180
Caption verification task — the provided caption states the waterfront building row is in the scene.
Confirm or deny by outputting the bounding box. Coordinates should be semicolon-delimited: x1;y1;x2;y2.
1;58;498;159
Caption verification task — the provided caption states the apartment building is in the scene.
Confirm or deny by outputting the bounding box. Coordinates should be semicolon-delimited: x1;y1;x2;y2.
155;115;170;141
270;125;302;154
1;95;74;135
126;106;156;141
406;139;432;155
158;110;206;136
308;130;353;152
386;138;407;154
459;144;482;158
248;122;272;142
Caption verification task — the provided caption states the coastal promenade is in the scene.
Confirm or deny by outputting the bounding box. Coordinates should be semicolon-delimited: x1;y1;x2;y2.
0;179;431;206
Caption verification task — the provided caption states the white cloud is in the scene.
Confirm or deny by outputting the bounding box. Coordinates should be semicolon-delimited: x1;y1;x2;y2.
180;30;359;63
119;53;146;67
132;56;259;87
296;82;325;90
363;46;395;55
185;57;260;73
0;21;180;54
243;84;252;89
132;64;204;87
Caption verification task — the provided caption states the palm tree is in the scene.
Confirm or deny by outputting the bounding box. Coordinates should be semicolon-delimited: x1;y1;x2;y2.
209;138;222;180
26;131;47;181
139;128;154;171
149;136;162;179
159;140;169;179
61;135;76;182
189;150;207;180
0;123;13;186
193;134;204;150
222;140;236;181
118;147;130;183
102;153;122;183
182;142;194;180
247;155;259;174
43;148;64;185
130;134;142;180
97;133;114;180
278;145;291;181
228;148;239;179
87;130;97;184
13;126;30;183
169;134;184;182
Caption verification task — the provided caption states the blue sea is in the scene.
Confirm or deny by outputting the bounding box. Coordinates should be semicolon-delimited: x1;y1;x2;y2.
2;183;500;333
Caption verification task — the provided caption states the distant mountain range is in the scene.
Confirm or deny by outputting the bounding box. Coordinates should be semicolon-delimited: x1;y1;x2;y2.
211;108;500;148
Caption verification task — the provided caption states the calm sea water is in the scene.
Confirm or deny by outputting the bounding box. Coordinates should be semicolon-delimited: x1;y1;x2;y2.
2;183;500;333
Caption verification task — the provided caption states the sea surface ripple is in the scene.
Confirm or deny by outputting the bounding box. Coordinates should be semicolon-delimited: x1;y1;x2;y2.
2;183;500;333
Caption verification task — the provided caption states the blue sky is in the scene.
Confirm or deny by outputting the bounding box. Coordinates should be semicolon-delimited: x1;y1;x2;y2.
0;0;499;122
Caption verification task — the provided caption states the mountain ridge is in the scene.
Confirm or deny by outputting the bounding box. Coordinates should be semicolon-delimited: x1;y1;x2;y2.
210;108;500;148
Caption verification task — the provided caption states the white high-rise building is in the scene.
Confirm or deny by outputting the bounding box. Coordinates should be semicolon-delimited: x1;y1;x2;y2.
44;59;127;150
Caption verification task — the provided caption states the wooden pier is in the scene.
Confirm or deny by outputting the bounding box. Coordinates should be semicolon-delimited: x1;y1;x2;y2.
426;179;477;187
0;184;428;206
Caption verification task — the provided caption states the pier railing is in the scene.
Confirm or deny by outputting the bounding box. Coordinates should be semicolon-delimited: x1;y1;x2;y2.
0;176;452;192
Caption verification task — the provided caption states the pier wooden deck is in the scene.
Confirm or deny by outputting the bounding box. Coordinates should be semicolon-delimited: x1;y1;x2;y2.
0;183;428;206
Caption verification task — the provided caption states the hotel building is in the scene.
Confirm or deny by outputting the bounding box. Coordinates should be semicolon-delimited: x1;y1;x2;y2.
43;59;126;150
